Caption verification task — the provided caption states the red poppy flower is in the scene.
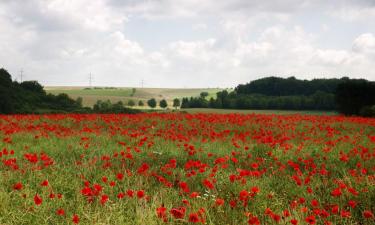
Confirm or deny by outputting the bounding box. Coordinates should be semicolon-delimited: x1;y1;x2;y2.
156;206;167;219
41;180;49;186
248;215;260;225
116;173;124;181
305;215;316;224
72;214;79;224
363;210;374;219
215;198;224;206
331;188;342;197
56;208;65;216
34;194;42;205
13;182;23;190
137;190;145;199
290;219;298;225
188;213;200;223
100;194;109;205
170;207;186;219
117;192;125;199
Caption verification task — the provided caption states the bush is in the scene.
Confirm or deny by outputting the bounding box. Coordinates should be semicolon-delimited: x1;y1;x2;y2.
147;98;157;108
159;99;168;108
127;100;135;107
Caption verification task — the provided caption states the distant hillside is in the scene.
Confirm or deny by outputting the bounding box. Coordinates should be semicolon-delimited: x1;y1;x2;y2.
45;86;223;107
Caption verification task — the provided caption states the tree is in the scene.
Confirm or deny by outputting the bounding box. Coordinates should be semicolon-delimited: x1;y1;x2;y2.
130;88;136;97
159;99;168;109
20;81;45;94
0;88;13;114
76;97;83;108
200;92;209;99
147;98;157;108
127;99;135;107
335;79;375;115
0;68;12;88
138;100;144;106
181;98;189;108
0;68;14;113
173;98;180;109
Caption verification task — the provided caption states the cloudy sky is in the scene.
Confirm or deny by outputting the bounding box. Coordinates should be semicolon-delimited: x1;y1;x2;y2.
1;0;375;87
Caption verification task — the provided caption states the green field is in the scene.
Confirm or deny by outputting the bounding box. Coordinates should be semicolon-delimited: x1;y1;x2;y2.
45;87;223;108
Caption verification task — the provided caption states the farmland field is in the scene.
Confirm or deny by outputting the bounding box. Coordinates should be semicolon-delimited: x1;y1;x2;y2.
45;87;223;107
0;113;374;225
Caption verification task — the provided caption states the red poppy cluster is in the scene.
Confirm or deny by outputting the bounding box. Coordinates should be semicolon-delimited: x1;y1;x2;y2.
0;113;374;224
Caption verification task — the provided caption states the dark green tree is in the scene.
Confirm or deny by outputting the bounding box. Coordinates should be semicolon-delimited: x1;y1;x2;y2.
173;98;180;109
0;68;14;113
160;99;168;109
335;79;375;115
20;81;45;94
200;92;209;99
181;98;189;108
147;98;157;108
127;99;135;107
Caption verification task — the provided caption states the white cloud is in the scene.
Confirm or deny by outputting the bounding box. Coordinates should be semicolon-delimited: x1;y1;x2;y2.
168;39;217;62
352;33;375;55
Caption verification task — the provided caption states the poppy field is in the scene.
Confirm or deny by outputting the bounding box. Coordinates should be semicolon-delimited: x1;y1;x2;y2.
0;113;374;225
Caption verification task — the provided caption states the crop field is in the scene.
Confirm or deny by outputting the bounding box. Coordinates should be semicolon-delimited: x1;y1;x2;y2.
0;113;374;225
45;87;223;107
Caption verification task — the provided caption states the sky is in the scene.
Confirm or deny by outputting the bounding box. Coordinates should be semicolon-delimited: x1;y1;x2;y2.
0;0;375;88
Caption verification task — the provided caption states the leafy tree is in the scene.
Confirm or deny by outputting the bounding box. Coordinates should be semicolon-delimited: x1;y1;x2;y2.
336;79;375;115
173;98;180;109
147;98;157;108
127;99;135;107
160;99;168;109
0;68;14;113
138;100;144;106
0;68;12;88
0;88;13;114
76;97;83;108
181;98;189;108
20;81;45;94
200;92;209;99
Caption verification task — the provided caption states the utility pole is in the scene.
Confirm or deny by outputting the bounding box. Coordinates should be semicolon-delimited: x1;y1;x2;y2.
89;72;93;88
141;79;144;88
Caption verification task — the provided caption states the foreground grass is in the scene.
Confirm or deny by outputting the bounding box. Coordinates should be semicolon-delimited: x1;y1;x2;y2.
0;113;374;224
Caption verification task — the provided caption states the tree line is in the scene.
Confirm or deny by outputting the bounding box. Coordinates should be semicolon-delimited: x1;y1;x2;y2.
180;76;375;117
